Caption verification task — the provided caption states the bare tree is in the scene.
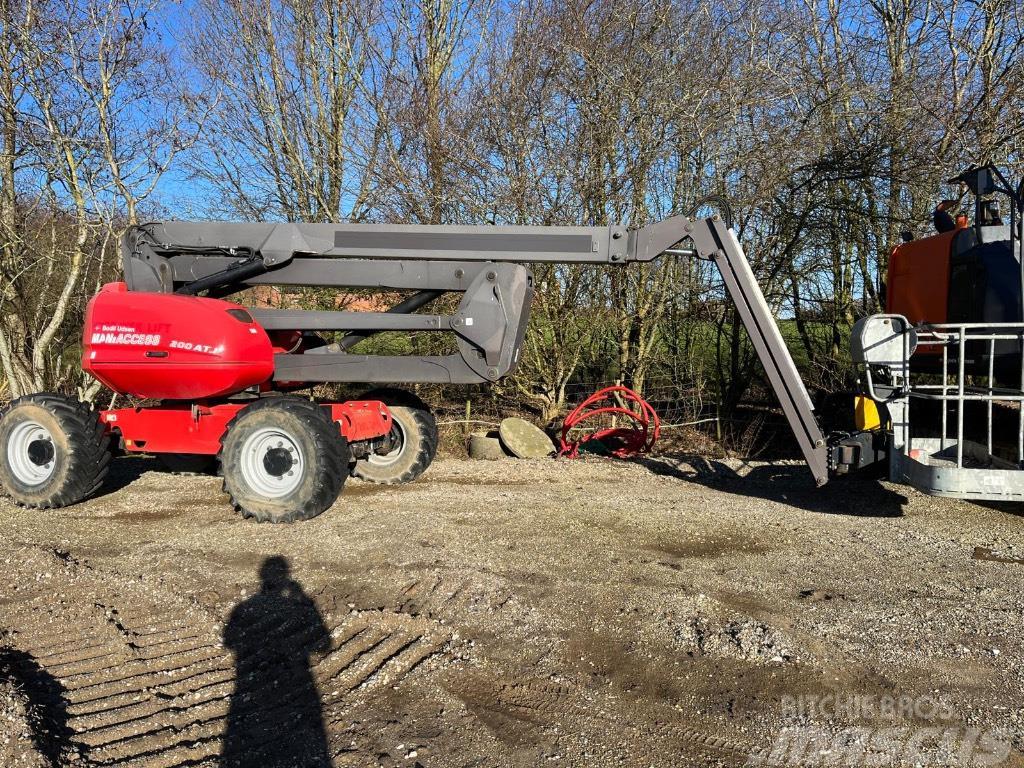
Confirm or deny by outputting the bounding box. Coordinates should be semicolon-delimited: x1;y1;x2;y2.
1;0;1020;437
365;0;491;225
0;0;189;397
187;0;377;222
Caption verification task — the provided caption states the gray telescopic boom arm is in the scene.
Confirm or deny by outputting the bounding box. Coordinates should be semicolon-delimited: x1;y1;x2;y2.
121;216;829;485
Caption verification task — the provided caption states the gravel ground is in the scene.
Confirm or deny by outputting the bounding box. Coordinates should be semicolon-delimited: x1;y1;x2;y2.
0;453;1023;767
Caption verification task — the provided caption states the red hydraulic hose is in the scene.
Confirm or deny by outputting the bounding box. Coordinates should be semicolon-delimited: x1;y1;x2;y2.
559;385;660;459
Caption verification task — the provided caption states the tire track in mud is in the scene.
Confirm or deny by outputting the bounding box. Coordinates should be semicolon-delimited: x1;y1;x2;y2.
385;566;515;619
4;548;759;767
380;566;759;764
447;672;758;764
0;546;451;767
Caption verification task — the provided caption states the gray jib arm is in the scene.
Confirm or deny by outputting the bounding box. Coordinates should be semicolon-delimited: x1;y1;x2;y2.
121;217;829;485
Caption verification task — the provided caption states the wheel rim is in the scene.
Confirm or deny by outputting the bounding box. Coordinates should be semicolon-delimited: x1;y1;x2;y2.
368;420;406;467
7;421;56;486
239;427;303;498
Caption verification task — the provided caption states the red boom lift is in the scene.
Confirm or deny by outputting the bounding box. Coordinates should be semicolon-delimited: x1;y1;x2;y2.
0;212;840;521
6;167;1018;521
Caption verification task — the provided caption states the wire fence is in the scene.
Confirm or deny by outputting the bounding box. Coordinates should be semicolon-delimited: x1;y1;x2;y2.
308;375;797;458
431;381;707;427
422;379;738;458
421;378;808;461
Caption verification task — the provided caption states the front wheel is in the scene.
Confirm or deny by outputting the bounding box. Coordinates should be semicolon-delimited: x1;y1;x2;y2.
352;388;438;485
219;397;348;523
0;393;110;508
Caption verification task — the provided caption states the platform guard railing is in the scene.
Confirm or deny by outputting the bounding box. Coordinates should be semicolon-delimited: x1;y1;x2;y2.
908;323;1024;469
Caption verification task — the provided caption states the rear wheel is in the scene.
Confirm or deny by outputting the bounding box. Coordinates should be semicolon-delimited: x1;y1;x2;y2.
0;393;110;508
352;388;437;485
219;397;348;523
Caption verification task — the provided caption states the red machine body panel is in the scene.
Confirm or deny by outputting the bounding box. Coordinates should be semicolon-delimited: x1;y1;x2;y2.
102;400;392;455
102;403;242;454
326;401;393;443
83;283;275;399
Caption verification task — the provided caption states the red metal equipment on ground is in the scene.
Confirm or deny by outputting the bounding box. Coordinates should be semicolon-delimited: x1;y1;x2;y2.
559;385;660;459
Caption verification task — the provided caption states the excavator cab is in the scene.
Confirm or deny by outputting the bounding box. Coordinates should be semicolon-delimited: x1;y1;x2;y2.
886;164;1024;379
888;164;1023;327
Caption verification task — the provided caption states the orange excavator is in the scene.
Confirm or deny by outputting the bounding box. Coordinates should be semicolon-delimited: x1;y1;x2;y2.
886;165;1023;377
843;163;1024;500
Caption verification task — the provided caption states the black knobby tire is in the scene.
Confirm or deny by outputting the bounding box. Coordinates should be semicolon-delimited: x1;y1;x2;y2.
352;388;438;485
219;397;348;523
0;393;110;508
157;453;217;475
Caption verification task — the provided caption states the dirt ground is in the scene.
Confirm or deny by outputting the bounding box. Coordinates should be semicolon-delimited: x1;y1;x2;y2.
1;453;1023;767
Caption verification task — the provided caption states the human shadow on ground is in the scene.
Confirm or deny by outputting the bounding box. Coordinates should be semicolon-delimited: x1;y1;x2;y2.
221;556;332;768
0;646;76;766
633;454;907;517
